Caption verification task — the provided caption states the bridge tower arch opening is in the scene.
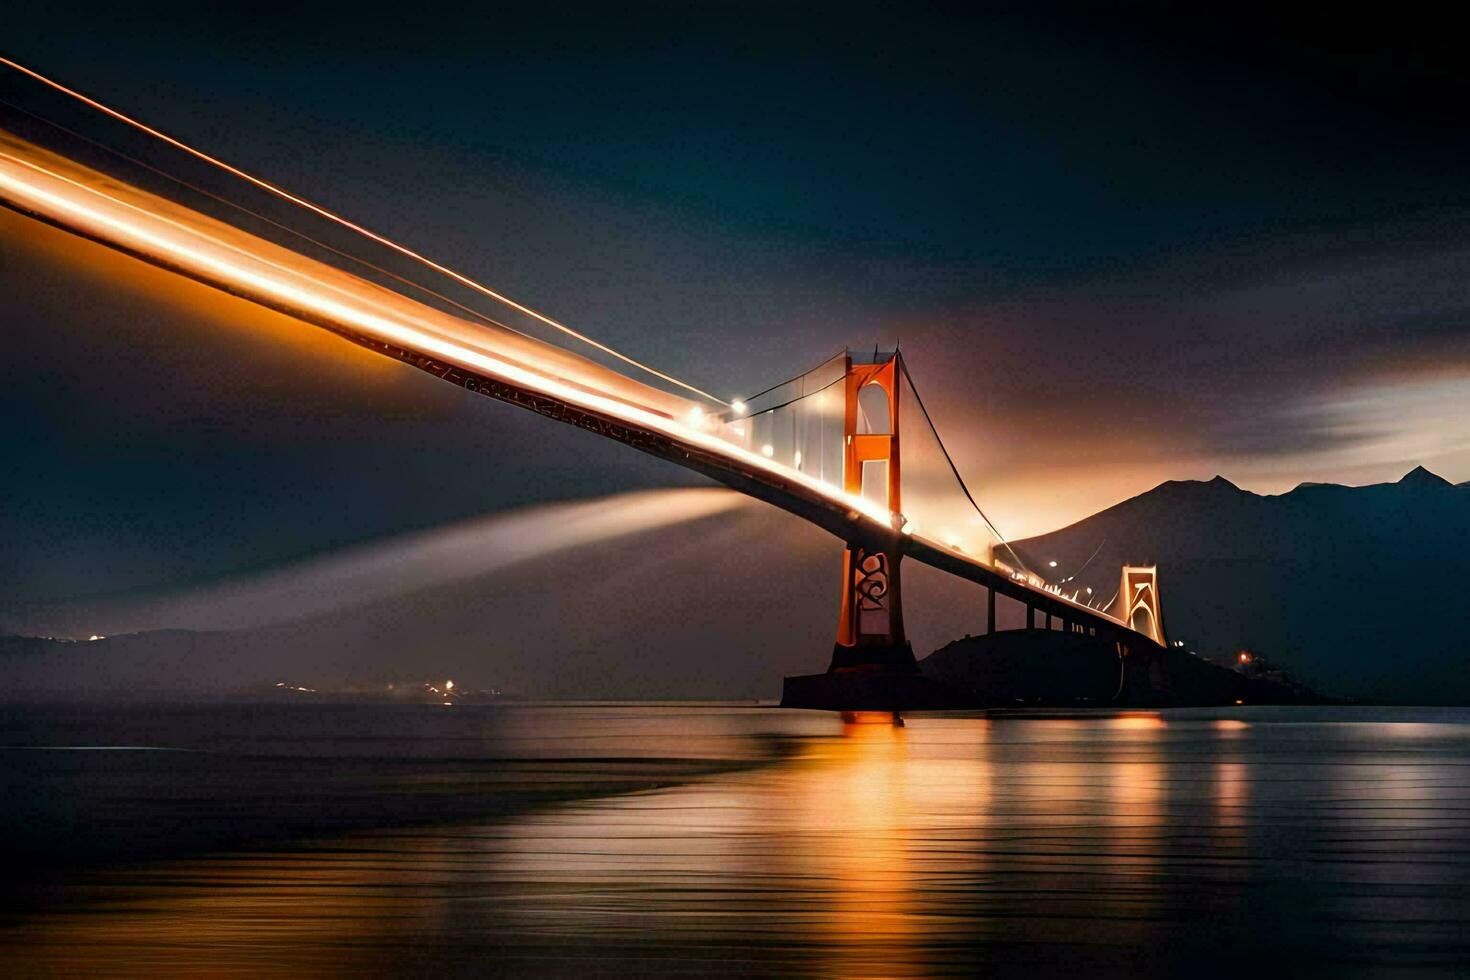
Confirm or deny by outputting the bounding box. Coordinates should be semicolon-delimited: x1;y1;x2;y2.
856;382;892;436
1130;606;1154;636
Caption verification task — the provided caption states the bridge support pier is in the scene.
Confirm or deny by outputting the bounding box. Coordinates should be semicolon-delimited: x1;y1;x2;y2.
782;530;966;710
986;586;996;635
828;535;916;672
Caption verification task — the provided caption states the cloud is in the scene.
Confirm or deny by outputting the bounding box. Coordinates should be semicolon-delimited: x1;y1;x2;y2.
1228;376;1470;478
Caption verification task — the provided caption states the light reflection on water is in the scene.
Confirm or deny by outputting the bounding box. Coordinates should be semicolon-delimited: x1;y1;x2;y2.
5;705;1470;976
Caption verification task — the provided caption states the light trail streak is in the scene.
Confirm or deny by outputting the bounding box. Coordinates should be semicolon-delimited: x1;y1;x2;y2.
0;56;729;406
0;135;898;530
0;131;698;415
0;94;559;350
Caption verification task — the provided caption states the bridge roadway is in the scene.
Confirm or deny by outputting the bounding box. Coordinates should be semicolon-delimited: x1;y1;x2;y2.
0;128;1153;651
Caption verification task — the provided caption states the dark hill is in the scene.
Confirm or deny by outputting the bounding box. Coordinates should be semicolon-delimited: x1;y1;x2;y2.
1008;467;1470;703
919;630;1316;707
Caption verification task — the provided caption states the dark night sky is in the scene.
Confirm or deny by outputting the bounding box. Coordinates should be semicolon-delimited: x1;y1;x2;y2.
2;2;1468;615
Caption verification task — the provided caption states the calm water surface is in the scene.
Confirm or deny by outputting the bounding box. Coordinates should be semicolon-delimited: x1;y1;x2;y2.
3;704;1470;977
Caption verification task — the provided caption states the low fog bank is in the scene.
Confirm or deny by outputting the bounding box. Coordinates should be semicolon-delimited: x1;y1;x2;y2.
1;489;746;636
1;490;989;701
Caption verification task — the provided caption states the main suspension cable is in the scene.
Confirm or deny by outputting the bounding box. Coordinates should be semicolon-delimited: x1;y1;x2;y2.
895;351;1033;575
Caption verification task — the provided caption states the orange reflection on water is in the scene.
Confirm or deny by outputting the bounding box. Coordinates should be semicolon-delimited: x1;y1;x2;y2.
788;716;1002;976
1214;761;1250;812
795;719;917;974
1098;715;1168;932
1109;712;1166;731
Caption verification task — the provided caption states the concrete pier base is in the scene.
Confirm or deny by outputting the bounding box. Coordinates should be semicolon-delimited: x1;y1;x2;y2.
780;668;973;711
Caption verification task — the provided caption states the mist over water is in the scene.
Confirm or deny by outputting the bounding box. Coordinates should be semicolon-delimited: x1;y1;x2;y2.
0;489;1001;701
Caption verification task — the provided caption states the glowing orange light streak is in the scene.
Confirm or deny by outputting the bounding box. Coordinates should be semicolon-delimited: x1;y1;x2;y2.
0;149;898;529
1;149;466;336
0;56;728;406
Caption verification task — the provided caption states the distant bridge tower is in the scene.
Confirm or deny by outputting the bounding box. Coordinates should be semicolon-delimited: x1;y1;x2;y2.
830;352;916;672
1118;564;1166;646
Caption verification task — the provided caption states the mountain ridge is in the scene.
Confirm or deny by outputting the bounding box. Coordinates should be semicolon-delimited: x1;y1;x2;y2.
1010;466;1470;703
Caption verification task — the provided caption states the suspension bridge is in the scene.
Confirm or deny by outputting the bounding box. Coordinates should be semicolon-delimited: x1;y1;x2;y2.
0;59;1169;710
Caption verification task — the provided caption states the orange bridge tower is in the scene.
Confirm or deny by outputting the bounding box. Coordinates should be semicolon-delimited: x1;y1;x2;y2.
829;352;916;673
1118;564;1166;646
